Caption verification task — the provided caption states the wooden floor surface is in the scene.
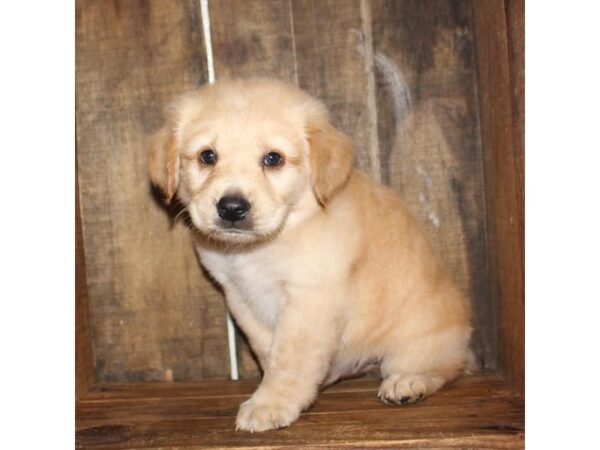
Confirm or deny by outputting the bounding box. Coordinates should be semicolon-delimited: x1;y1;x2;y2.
76;374;523;449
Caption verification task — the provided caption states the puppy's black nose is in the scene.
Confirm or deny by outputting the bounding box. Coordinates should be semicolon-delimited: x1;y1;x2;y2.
217;196;251;222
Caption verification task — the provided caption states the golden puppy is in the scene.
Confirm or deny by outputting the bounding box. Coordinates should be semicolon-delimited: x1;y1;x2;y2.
149;79;474;432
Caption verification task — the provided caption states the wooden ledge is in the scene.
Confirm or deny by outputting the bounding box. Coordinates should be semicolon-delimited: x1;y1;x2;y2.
76;374;524;449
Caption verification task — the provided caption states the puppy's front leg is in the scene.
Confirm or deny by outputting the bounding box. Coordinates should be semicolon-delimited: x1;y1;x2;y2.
235;287;340;432
223;285;272;369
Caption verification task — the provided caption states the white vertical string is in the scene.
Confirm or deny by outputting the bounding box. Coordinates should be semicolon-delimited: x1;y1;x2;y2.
199;0;239;381
200;0;216;84
226;311;240;380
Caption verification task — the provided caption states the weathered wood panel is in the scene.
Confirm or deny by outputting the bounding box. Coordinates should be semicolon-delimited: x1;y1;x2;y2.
473;0;525;393
76;164;94;398
76;0;231;382
209;0;296;82
76;375;524;449
370;0;493;368
291;0;379;174
506;0;525;209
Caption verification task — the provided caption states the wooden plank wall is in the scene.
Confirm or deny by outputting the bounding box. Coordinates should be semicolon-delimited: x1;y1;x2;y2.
76;0;495;382
76;0;230;382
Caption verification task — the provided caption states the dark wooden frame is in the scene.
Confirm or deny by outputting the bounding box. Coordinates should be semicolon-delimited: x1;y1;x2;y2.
76;0;524;447
474;0;525;394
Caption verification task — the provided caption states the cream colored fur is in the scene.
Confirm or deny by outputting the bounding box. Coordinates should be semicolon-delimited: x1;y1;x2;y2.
149;79;474;432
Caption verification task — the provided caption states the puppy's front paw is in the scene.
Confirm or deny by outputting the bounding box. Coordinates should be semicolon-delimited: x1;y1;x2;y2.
378;374;428;405
235;397;301;432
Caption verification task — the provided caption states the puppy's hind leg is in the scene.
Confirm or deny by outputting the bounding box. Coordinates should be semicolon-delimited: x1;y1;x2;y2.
377;327;473;405
378;372;450;405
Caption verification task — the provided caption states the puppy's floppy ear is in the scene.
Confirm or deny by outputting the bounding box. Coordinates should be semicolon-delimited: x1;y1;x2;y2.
307;121;354;205
148;126;179;203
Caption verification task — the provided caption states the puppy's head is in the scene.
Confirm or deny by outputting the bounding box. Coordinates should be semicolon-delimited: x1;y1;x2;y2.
149;79;353;244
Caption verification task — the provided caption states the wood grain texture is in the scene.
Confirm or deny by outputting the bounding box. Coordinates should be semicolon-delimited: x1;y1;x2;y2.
76;163;95;398
209;0;296;82
291;0;380;175
506;0;525;207
473;0;524;393
369;0;494;369
76;375;524;449
76;0;231;382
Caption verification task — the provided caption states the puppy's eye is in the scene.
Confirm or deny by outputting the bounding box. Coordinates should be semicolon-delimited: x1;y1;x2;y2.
263;152;283;167
199;149;217;165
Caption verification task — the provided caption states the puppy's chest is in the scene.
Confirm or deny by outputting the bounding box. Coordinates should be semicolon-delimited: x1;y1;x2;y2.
198;248;285;329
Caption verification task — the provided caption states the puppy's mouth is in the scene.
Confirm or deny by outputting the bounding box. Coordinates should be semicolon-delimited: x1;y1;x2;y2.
189;202;285;244
204;217;284;245
216;217;254;233
215;218;253;232
199;218;263;243
220;227;249;234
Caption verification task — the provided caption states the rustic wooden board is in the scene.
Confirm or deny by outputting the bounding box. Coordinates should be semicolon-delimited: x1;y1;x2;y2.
209;0;297;83
291;0;380;175
473;0;525;393
76;163;95;398
369;0;494;369
506;0;525;212
76;375;524;449
76;0;231;382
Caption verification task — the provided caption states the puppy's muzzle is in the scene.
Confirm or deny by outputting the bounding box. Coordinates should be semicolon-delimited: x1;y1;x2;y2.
217;196;251;223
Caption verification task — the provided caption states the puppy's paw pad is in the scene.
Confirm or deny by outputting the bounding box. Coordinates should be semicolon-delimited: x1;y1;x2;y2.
235;398;300;432
378;375;429;406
